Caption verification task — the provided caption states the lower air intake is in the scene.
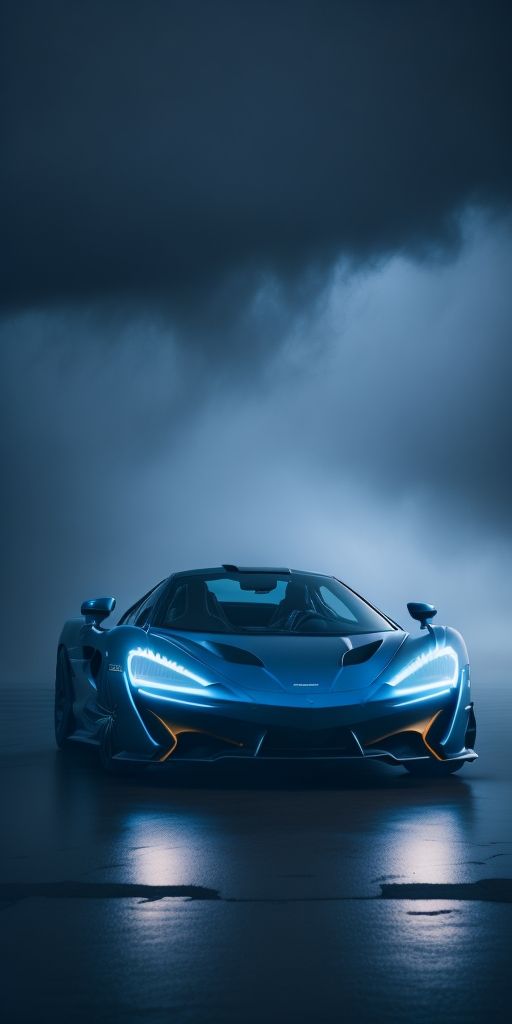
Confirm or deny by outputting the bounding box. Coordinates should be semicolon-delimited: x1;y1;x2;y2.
258;726;362;758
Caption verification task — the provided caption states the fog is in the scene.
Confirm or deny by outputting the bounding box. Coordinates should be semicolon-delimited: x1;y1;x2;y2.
1;211;510;688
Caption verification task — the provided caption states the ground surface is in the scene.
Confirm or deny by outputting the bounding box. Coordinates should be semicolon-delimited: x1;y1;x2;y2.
0;688;511;1023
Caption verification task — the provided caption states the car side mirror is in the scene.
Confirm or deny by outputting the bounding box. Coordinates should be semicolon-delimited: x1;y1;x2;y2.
407;601;437;631
81;597;116;625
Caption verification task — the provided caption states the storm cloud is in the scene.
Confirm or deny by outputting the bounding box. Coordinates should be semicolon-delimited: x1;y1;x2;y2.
2;0;512;310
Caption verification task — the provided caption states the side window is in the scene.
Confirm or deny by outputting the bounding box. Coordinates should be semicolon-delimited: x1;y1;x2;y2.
120;581;167;626
133;582;167;627
134;598;153;627
318;585;357;622
120;599;144;626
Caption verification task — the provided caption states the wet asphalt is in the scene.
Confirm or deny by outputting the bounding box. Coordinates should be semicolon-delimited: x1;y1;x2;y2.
0;688;511;1024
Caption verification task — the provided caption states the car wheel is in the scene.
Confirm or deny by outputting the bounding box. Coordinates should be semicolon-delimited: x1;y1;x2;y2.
54;647;75;748
404;758;465;777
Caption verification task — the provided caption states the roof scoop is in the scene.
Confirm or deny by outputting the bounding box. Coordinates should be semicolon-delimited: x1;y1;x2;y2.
341;639;382;666
222;564;291;574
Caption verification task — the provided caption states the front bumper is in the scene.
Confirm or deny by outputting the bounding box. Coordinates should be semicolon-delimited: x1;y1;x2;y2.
121;686;477;768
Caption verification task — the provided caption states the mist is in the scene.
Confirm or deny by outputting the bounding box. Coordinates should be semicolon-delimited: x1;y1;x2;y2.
1;210;510;688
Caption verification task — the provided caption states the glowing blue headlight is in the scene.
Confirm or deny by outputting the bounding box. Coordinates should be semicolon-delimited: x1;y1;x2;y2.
382;645;459;706
127;648;213;697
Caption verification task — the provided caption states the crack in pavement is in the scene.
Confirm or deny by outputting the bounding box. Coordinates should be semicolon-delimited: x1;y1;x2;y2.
407;909;456;916
380;879;512;902
1;878;512;906
0;882;220;903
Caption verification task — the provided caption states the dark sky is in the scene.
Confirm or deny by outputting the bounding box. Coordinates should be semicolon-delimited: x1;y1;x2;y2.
1;1;511;686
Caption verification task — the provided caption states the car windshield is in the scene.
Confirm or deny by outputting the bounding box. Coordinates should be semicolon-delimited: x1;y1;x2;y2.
154;571;394;636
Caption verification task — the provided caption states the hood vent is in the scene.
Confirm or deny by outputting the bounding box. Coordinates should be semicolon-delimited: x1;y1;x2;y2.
201;641;265;668
341;639;382;667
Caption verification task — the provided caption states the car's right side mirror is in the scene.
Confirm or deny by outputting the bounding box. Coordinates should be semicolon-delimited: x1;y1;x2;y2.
81;597;116;625
407;602;437;630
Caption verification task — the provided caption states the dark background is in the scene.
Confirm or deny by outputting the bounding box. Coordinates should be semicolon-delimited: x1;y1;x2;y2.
1;0;511;688
1;8;512;1024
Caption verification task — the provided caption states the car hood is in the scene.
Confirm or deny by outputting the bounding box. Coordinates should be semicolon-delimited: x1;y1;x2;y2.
149;628;407;703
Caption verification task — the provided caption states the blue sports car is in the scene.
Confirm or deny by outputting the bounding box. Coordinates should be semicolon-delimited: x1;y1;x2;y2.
55;565;477;776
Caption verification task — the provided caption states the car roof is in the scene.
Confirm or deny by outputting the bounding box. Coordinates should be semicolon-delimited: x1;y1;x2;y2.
169;566;333;580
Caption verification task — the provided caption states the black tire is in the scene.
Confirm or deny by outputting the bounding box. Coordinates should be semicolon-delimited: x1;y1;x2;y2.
404;758;466;778
54;647;75;748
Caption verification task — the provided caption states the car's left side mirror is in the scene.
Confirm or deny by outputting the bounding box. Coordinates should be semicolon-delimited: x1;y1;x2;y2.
81;597;116;625
407;601;437;630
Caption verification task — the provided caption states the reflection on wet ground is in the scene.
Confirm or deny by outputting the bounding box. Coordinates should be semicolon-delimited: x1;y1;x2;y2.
1;689;511;1022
